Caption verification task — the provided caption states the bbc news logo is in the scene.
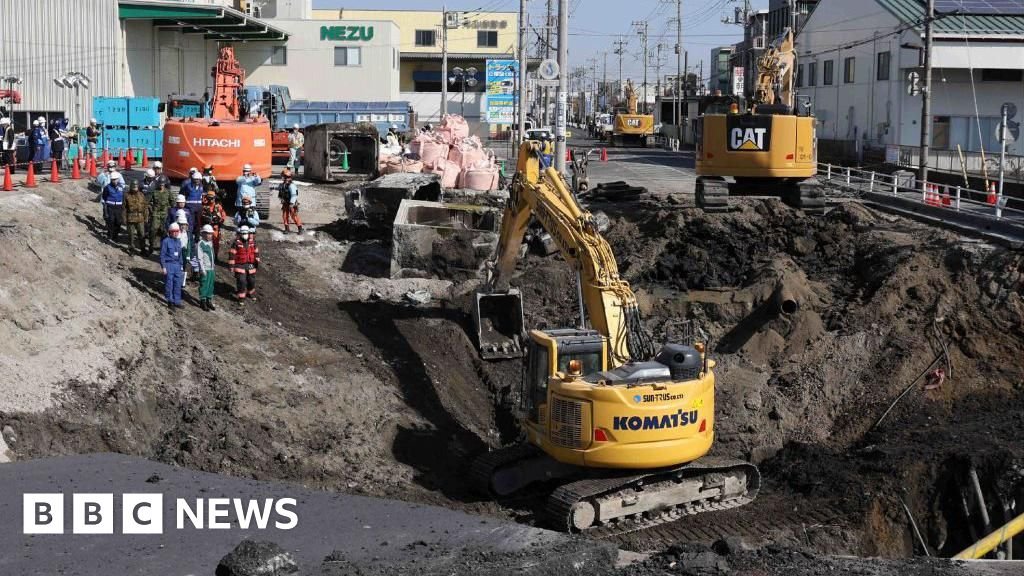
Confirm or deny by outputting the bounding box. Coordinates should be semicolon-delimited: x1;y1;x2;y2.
23;494;298;534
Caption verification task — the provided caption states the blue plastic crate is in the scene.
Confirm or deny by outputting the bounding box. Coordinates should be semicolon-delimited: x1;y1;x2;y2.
129;129;162;157
93;97;129;127
127;98;161;128
102;128;130;153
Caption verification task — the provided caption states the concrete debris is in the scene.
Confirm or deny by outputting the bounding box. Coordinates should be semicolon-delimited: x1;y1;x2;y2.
0;435;10;463
216;540;299;576
585;180;647;201
390;199;501;279
1;426;14;447
346;173;442;228
404;289;432;305
440;188;510;208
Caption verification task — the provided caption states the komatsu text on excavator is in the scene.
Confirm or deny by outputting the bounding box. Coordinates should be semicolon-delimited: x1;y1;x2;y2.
695;30;824;214
471;141;759;532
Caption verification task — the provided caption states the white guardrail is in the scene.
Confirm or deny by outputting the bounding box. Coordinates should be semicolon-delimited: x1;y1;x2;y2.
817;163;1024;226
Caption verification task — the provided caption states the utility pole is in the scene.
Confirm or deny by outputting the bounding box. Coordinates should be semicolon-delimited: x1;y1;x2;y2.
518;0;528;144
676;0;682;129
919;0;934;188
602;51;608;112
544;0;553;127
555;0;568;173
632;21;649;114
613;36;627;105
441;4;449;116
655;44;663;103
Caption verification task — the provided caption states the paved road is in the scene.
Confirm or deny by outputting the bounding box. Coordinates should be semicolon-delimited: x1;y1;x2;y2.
0;454;611;575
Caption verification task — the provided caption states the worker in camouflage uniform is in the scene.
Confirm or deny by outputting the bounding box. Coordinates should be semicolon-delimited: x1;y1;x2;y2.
124;180;150;256
199;189;229;259
149;182;175;254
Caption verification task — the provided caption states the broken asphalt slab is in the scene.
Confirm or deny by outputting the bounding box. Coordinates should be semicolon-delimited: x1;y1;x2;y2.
0;453;616;575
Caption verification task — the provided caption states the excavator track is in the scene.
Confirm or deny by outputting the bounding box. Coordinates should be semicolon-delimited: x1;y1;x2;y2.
469;443;542;496
545;456;760;533
696;177;730;213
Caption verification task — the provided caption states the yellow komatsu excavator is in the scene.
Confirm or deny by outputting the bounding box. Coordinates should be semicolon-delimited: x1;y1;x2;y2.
471;141;759;532
695;29;824;214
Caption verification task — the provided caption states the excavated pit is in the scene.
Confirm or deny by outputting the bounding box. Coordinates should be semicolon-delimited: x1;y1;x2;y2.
3;177;1024;571
390;199;501;279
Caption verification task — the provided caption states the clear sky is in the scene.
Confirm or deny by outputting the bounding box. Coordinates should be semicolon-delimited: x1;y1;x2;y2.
313;0;767;86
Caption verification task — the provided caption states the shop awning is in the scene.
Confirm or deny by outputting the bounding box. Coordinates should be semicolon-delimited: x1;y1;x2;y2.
118;0;289;42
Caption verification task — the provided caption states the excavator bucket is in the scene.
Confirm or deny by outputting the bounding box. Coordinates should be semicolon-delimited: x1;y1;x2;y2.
474;289;526;360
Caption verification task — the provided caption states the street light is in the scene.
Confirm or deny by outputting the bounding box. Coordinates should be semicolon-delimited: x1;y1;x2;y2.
448;66;478;117
52;71;91;129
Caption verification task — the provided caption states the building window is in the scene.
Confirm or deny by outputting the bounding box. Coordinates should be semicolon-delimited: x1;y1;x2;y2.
807;62;817;87
334;47;361;67
477;30;498;48
267;46;286;66
796;64;804;88
823;60;834;85
415;29;436;47
877;51;890;81
982;68;1023;82
843;57;855;83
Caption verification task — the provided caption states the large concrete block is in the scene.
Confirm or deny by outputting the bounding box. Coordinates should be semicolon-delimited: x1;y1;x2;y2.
440;188;509;209
346;173;442;228
391;200;501;279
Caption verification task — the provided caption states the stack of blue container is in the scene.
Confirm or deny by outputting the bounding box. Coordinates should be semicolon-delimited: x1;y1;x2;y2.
93;97;164;158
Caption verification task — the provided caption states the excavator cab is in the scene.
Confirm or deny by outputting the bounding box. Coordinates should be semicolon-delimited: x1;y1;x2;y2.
522;329;606;422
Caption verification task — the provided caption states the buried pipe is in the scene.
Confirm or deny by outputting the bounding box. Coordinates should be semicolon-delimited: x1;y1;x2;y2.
954;509;1024;560
773;281;800;316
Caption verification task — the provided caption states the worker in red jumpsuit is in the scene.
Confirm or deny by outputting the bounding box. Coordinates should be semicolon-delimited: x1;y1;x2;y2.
227;225;260;303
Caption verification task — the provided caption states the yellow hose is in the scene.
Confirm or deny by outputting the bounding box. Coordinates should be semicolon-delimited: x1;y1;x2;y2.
953;510;1024;559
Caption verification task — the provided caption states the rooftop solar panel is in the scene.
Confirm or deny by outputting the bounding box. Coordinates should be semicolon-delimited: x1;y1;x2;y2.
935;0;1024;15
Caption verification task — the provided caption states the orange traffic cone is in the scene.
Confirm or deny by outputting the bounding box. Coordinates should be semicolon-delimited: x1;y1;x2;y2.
50;159;61;183
101;148;110;165
941;186;951;206
566;148;572;161
88;155;98;178
126;147;134;169
25;162;37;188
141;148;148;166
600;148;608;162
71;155;82;180
118;149;126;169
2;165;12;192
987;182;997;205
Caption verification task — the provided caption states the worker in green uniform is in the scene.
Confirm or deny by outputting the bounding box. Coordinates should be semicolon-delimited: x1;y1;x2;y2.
196;224;217;311
149;182;175;256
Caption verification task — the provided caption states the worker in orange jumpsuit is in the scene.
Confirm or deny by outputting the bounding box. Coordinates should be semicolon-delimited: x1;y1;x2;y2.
199;189;229;259
278;169;304;234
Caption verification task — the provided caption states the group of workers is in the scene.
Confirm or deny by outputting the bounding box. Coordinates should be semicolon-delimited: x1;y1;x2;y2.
97;160;303;310
0;116;93;173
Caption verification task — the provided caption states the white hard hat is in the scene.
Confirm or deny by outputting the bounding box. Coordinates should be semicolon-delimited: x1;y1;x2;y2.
110;171;122;181
293;124;300;129
177;212;188;224
175;194;186;203
153;161;163;169
168;223;180;232
239;225;251;234
106;160;117;168
145;168;155;178
189;167;198;174
391;124;398;129
201;224;214;234
0;117;9;125
191;172;202;180
243;163;252;172
37;116;45;123
90;117;97;124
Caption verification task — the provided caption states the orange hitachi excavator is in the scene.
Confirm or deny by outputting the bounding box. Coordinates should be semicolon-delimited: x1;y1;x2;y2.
162;45;271;183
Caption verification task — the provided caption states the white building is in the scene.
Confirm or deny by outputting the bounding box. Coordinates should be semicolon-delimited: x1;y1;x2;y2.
0;0;401;132
796;0;1024;159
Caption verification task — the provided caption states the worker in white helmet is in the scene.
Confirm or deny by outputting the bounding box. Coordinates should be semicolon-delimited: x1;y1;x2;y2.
1;117;15;173
160;222;185;309
86;118;101;159
227;224;260;303
235;162;262;209
196;224;217;311
287;123;304;173
150;159;171;192
101;171;126;241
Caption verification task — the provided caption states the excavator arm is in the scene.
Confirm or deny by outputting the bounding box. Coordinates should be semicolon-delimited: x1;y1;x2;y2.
210;46;246;121
754;29;796;108
475;142;655;364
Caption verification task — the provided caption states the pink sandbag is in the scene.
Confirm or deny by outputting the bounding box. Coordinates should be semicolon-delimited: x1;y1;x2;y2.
460;160;499;190
440;114;470;140
409;134;448;165
382;156;423;174
449;136;486;170
427;158;461;189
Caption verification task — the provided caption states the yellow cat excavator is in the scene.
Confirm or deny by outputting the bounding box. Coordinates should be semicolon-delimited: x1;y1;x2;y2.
471;141;759;532
695;29;824;214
